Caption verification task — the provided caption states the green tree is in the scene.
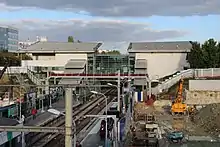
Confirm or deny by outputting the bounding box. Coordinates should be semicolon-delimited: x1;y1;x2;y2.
187;38;220;68
187;41;204;68
106;50;121;55
68;36;74;42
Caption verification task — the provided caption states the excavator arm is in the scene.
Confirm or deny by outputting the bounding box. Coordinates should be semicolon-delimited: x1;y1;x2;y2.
171;78;187;115
174;78;184;103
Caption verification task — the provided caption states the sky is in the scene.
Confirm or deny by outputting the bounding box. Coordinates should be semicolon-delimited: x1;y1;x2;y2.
0;0;220;52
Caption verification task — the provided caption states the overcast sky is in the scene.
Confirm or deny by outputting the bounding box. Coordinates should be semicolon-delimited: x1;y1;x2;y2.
0;0;220;52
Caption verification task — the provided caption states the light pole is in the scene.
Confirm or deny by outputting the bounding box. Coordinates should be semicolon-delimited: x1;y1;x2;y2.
146;77;152;99
47;71;52;108
107;83;120;112
108;79;131;113
90;91;108;147
47;108;77;147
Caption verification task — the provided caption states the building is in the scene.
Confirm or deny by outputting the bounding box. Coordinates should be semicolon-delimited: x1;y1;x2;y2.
19;41;102;94
20;41;102;72
128;41;192;85
0;26;18;51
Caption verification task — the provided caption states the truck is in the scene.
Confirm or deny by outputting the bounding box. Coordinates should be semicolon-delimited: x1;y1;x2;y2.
130;102;160;147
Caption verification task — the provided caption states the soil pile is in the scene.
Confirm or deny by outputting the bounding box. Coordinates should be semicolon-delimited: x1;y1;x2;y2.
194;103;220;137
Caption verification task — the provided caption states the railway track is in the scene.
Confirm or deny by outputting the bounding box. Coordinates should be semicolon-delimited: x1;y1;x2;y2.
26;88;117;147
44;91;117;147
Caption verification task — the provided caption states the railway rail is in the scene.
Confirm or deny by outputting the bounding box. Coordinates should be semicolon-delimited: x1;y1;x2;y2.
45;93;117;147
26;88;117;147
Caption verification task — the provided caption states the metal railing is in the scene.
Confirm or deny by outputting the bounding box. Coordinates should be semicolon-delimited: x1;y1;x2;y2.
2;66;220;95
152;68;220;94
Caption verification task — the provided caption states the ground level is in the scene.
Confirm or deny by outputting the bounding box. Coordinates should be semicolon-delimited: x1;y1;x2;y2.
126;99;214;146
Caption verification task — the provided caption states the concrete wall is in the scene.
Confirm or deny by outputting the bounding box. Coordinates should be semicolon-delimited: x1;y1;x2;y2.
135;52;187;79
189;80;220;91
22;53;88;67
186;91;220;105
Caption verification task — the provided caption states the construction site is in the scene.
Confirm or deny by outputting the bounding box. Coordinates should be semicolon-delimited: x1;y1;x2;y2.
126;76;220;147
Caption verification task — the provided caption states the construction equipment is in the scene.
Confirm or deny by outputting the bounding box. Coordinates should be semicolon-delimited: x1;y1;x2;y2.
168;131;184;143
171;78;187;115
131;114;160;147
188;105;197;115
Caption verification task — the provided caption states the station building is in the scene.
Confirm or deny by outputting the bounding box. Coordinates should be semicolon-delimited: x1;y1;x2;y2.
128;41;192;85
17;40;192;92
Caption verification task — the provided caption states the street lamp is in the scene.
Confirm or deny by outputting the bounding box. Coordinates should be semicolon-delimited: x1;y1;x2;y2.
107;83;120;112
146;77;152;99
108;79;131;113
47;108;77;147
90;91;108;147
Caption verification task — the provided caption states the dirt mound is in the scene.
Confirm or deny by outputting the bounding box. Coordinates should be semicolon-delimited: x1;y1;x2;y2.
194;103;220;136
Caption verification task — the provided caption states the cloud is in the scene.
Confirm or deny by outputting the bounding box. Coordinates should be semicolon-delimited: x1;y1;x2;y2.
1;0;220;16
1;19;186;43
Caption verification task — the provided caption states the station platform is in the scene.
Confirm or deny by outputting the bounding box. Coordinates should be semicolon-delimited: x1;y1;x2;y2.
81;119;106;147
24;98;79;126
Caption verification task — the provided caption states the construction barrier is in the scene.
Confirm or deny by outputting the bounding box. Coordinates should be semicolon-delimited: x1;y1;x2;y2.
133;91;144;102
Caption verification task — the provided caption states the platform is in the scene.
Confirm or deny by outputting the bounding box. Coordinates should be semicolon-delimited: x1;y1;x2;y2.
24;98;79;126
81;119;106;147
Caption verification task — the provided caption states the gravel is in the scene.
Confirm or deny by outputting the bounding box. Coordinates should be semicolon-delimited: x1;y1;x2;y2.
194;103;220;137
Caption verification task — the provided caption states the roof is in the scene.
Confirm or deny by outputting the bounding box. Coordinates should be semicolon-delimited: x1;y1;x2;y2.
59;59;85;84
65;59;86;69
128;41;192;53
0;25;18;30
0;117;19;126
19;42;102;53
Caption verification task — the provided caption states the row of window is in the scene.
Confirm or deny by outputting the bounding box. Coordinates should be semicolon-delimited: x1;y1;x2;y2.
34;67;64;71
0;27;6;32
0;28;18;34
8;40;18;45
8;29;18;34
8;33;18;40
8;46;18;50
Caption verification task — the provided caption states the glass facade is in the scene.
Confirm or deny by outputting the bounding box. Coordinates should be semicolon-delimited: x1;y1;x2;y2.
0;26;18;51
88;54;135;74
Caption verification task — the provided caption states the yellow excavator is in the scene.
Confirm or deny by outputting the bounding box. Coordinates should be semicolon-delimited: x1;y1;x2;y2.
171;78;187;115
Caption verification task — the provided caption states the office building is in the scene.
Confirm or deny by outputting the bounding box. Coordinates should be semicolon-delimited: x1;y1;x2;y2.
0;26;18;51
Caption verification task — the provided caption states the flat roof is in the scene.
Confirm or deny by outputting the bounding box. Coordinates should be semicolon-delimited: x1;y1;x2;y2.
18;42;102;53
128;41;192;53
65;59;86;69
0;25;18;30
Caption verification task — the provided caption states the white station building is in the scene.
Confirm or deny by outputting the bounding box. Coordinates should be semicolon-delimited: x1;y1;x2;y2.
128;41;192;83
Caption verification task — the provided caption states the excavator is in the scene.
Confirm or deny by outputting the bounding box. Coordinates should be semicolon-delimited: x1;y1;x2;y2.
171;78;187;115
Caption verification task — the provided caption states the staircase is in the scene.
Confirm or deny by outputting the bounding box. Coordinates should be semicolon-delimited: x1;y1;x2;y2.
27;68;42;85
151;69;193;95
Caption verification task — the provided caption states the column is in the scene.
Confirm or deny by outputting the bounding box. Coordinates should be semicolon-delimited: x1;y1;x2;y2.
65;88;73;147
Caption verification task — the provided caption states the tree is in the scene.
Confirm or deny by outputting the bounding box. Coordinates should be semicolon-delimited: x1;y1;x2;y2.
68;36;74;42
0;52;32;66
104;50;120;55
187;38;220;68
